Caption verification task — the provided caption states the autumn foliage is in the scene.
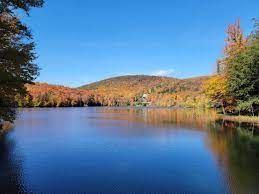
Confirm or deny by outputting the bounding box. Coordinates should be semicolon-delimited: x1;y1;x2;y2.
16;83;93;107
79;75;210;108
18;75;210;108
13;18;258;116
205;19;259;115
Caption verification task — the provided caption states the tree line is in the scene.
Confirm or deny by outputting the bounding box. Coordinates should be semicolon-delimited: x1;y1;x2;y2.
204;19;259;116
16;80;208;109
0;0;258;125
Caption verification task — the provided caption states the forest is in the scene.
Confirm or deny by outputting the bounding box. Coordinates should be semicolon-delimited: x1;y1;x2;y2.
0;0;258;125
15;18;259;117
204;19;259;116
17;75;209;108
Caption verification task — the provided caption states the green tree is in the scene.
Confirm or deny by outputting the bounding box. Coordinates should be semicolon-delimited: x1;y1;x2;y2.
0;0;43;123
227;20;259;115
207;19;259;115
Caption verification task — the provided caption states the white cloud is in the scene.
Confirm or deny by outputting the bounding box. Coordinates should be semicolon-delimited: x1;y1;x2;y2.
151;69;175;76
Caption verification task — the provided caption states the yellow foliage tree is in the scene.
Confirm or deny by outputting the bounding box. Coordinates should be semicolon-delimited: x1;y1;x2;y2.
204;75;235;114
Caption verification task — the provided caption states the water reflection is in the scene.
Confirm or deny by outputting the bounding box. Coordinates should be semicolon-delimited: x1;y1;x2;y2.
92;108;259;193
89;107;218;130
207;120;259;194
0;134;26;193
0;108;258;193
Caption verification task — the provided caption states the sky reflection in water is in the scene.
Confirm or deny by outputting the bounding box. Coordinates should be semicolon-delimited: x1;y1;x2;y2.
0;107;258;194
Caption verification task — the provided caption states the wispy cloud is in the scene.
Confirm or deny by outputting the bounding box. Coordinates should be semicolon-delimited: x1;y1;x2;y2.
151;69;175;76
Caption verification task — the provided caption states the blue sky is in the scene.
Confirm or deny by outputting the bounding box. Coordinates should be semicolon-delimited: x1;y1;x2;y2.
25;0;259;87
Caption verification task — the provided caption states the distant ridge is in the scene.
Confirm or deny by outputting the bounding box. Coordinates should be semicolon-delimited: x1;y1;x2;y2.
80;75;179;90
80;74;209;91
20;75;211;108
79;74;210;107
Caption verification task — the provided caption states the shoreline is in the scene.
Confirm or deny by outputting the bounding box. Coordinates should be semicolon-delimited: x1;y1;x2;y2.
217;114;259;125
9;107;259;126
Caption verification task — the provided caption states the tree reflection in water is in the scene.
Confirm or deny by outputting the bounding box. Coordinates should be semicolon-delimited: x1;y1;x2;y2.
0;108;258;193
207;120;259;194
0;134;26;193
94;108;259;193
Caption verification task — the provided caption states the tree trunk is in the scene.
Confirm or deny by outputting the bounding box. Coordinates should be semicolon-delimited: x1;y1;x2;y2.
222;103;226;115
251;104;254;116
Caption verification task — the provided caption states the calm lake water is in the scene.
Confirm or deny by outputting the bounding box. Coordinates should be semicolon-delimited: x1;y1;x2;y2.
0;108;259;194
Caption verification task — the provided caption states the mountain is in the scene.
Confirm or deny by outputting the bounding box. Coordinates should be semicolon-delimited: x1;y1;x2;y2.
80;75;210;107
18;75;210;108
80;75;208;91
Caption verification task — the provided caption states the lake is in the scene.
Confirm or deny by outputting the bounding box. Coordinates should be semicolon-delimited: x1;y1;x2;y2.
0;108;259;194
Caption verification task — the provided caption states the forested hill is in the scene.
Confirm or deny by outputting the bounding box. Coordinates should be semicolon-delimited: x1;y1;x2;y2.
80;75;178;90
80;75;209;91
79;75;210;107
17;75;211;108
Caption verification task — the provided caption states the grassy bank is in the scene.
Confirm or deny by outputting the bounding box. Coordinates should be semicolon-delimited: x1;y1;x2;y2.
217;114;259;125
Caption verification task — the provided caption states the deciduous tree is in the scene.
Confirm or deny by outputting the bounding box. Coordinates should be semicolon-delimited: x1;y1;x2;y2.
0;0;43;123
217;19;247;74
226;20;259;115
